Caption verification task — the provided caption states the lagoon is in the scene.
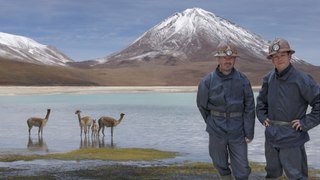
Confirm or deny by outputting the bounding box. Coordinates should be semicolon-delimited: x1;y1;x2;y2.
0;92;319;168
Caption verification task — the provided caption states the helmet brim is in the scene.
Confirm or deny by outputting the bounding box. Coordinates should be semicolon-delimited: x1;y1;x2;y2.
214;53;239;57
267;49;295;59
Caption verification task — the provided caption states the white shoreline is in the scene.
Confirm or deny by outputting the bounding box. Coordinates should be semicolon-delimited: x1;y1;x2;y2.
0;86;261;96
0;86;197;96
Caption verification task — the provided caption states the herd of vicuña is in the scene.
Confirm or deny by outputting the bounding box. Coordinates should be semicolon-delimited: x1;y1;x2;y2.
27;109;125;138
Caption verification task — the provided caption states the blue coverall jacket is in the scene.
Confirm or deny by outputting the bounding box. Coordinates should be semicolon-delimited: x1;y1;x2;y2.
256;64;320;148
197;67;255;139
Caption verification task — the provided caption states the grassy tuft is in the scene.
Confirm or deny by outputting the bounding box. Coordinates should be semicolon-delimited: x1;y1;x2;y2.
0;148;177;162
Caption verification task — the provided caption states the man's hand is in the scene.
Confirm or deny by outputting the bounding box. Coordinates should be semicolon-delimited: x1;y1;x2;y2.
292;119;302;131
245;137;252;144
263;118;270;127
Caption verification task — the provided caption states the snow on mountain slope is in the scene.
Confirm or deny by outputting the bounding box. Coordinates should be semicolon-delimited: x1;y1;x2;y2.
95;8;306;65
0;32;73;66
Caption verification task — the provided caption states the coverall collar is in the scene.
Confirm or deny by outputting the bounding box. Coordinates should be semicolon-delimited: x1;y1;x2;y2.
275;63;293;80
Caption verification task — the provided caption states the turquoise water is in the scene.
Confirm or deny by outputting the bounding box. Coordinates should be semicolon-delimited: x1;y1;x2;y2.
0;92;319;168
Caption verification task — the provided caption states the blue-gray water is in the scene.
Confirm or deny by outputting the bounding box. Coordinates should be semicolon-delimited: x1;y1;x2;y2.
0;92;319;168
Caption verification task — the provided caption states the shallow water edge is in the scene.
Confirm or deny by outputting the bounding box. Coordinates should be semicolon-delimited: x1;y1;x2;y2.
0;85;262;96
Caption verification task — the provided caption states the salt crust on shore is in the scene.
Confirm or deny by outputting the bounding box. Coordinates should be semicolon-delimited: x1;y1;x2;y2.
0;86;261;96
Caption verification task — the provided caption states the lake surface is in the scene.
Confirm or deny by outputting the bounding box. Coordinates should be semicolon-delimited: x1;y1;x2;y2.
0;92;319;168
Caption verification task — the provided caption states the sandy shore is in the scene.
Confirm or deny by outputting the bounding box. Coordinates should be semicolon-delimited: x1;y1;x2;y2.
0;86;261;96
0;86;197;96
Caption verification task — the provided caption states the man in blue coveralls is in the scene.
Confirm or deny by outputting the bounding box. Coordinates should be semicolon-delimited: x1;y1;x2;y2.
197;41;255;180
256;38;320;179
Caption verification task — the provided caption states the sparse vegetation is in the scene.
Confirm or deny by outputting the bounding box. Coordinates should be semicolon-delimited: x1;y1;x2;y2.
0;148;319;179
0;148;177;162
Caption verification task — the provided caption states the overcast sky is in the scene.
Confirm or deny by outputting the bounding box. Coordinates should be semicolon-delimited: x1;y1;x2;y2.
1;0;319;66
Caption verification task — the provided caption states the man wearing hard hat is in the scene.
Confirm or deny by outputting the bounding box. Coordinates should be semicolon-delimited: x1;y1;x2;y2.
197;41;255;180
256;38;320;179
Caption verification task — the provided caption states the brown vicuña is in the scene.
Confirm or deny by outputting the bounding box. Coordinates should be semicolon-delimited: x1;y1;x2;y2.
27;109;51;136
91;119;99;139
75;110;93;136
98;113;125;138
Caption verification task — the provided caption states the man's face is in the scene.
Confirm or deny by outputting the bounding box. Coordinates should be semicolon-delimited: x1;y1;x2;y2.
218;56;236;73
271;52;291;72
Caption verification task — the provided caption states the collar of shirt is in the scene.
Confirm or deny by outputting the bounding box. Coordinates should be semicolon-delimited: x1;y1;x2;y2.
275;63;293;79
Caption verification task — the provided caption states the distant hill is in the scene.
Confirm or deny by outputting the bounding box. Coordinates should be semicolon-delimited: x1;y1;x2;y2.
0;59;98;86
0;32;73;66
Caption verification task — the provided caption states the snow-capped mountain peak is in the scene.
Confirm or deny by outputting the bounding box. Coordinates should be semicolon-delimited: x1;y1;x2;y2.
0;32;73;66
97;7;305;65
0;32;45;49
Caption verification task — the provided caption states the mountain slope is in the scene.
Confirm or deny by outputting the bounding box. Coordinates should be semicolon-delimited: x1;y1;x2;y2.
81;7;319;85
0;58;99;86
93;8;307;67
0;32;73;66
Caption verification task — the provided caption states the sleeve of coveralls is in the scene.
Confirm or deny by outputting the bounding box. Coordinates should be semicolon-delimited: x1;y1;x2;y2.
256;75;269;124
196;75;210;122
299;76;320;131
243;80;255;140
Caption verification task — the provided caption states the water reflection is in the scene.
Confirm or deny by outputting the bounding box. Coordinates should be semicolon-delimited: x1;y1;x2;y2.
27;136;49;152
99;136;116;148
80;136;95;148
79;136;116;149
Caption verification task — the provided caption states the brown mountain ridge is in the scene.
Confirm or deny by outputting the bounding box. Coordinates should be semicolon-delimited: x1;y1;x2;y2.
1;57;319;86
